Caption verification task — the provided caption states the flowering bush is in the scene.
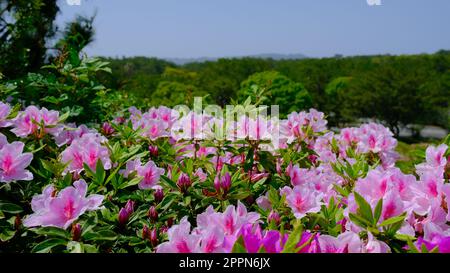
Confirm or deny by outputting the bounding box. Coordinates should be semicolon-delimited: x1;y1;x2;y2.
0;100;449;253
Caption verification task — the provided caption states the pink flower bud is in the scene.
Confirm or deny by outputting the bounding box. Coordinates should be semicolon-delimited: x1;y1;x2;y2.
220;172;232;194
101;122;115;136
177;173;191;193
149;145;158;158
71;223;81;241
118;208;130;227
148;206;158;222
213;175;221;193
149;228;158;247
268;211;281;226
153;188;164;203
142;224;150;239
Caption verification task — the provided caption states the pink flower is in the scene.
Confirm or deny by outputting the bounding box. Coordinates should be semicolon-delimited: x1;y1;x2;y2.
156;217;201;253
61;133;111;174
416;144;448;176
11;106;62;138
194;168;207;182
54;124;97;147
281;186;323;219
23;179;104;229
0;140;33;183
136;160;165;189
0;102;12;127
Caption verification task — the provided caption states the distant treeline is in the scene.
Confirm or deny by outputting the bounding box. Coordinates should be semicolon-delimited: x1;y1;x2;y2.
101;51;450;135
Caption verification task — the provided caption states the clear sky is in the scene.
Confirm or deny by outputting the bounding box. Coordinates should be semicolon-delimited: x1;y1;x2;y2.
57;0;450;59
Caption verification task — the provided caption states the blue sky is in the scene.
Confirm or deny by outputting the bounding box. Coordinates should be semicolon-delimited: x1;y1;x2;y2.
57;0;450;58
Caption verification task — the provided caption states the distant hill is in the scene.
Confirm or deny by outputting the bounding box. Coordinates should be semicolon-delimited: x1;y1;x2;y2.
164;53;308;65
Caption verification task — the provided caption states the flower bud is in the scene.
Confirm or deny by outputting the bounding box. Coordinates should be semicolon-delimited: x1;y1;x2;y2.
268;211;281;226
153;188;164;203
160;225;169;234
220;172;232;194
213;175;221;193
125;200;135;214
101;122;115;136
149;228;158;247
148;206;158;222
118;200;135;227
149;145;159;158
142;224;150;240
71;223;81;241
177;173;192;193
118;208;129;227
167;217;174;228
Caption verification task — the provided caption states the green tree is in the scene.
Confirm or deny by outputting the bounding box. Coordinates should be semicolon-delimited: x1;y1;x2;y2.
238;71;312;116
0;0;59;78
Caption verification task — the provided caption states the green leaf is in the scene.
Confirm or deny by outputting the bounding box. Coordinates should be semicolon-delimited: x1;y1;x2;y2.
83;163;96;178
31;227;70;239
0;201;23;214
83;230;118;241
282;221;303;253
160;175;178;190
380;213;406;227
118;176;143;190
95;159;106;185
0;228;16;242
67;241;83;253
31;238;67;253
353;192;374;224
373;198;383;224
58;111;70;123
349;213;371;229
231;236;247;253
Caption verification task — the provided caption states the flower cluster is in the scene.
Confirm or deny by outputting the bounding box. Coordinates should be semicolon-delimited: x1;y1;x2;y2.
0;100;449;253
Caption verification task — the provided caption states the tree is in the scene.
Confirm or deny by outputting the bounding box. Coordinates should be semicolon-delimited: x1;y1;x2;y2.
238;71;312;116
0;0;59;78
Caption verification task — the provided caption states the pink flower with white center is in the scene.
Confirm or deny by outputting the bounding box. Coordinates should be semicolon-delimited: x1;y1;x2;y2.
416;144;448;176
11;106;62;138
363;232;390;253
357;123;397;154
256;192;272;211
313;233;361;253
54;124;97;147
142;119;168;140
197;226;226;253
23;179;104;229
171;112;205;140
314;133;336;163
248;117;271;141
381;190;404;221
0;140;33;183
288;164;313;186
306;109;327;133
282;185;324;219
194;168;207;182
0;102;12;127
156;217;201;253
61;133;111;174
120;158;142;178
136;160;165;189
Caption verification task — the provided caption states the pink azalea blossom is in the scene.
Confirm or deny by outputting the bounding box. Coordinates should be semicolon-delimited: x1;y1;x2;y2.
156;217;201;253
136;160;165;189
23;179;104;229
61;133;111;174
0;140;33;183
281;186;323;219
11;106;62;138
0;102;12;127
